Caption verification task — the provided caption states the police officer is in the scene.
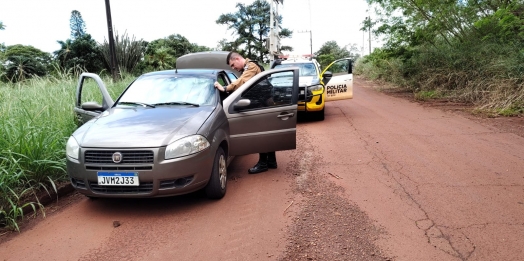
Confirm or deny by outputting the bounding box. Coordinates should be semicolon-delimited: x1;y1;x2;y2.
214;52;277;174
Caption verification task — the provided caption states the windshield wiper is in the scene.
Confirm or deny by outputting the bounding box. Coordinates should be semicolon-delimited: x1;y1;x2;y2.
117;101;156;108
153;101;200;107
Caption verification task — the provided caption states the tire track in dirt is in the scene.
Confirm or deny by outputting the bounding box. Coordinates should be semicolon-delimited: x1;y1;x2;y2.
278;125;392;261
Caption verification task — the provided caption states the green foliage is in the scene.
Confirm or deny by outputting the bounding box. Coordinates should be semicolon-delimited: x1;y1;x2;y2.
216;0;293;61
1;45;52;82
54;34;105;74
0;21;5;30
357;0;524;115
315;41;350;68
215;38;236;51
474;3;524;45
99;31;146;75
0;74;132;230
139;34;211;72
69;10;86;40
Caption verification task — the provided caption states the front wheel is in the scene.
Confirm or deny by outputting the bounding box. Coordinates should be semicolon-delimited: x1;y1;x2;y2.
205;147;227;199
312;107;325;121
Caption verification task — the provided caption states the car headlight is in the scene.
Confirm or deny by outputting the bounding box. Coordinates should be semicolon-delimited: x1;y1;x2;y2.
308;84;323;92
66;136;80;160
165;135;210;159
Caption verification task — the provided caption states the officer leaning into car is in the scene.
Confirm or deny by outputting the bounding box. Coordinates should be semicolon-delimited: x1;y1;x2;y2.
214;51;278;174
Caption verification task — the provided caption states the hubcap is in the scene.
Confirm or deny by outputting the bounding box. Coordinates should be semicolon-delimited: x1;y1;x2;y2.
218;154;227;189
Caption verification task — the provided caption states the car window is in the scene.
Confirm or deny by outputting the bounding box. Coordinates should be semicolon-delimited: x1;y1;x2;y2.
217;74;227;86
239;73;294;110
329;60;350;76
274;63;318;77
118;75;216;106
227;72;238;81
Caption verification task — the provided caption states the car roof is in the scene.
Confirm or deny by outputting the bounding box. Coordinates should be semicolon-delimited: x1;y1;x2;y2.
142;68;224;78
176;51;241;77
280;59;315;64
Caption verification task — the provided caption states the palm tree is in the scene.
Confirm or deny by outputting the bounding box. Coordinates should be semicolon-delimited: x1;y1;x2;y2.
5;56;38;82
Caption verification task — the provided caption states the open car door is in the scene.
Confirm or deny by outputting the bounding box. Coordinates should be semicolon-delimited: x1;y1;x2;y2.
321;58;353;101
74;73;114;125
223;68;300;156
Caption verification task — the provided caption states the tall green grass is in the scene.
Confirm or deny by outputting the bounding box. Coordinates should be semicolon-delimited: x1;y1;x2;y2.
0;74;132;230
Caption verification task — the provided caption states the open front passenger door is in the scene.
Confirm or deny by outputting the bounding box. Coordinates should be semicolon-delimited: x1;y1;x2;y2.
74;73;114;125
321;58;353;101
224;68;300;156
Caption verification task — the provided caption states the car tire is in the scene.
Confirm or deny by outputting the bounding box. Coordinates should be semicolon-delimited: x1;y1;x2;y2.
313;108;325;121
205;147;227;199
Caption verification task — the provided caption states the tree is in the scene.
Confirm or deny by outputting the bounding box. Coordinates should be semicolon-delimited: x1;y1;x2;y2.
315;41;350;68
1;45;51;82
140;34;211;72
70;10;86;40
0;21;5;30
54;34;104;73
215;38;237;51
99;30;146;75
216;0;293;62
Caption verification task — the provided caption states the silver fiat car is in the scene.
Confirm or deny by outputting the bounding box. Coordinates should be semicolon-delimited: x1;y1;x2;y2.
66;51;299;199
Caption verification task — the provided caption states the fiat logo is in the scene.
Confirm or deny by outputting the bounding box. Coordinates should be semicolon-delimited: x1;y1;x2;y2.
112;152;123;163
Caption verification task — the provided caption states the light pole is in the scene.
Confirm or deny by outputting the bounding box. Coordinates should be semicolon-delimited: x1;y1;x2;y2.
105;0;119;81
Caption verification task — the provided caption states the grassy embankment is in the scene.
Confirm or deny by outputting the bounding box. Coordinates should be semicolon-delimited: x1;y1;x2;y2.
0;73;131;231
354;42;524;116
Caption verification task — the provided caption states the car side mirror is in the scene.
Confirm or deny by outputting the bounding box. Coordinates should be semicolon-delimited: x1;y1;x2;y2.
322;71;333;85
233;99;251;111
81;101;104;111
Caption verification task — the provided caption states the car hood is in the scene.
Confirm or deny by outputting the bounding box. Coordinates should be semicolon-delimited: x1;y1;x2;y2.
299;76;321;86
74;106;215;148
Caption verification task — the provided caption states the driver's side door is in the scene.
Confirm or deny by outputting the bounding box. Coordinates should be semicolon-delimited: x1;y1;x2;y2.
224;68;299;156
74;73;114;125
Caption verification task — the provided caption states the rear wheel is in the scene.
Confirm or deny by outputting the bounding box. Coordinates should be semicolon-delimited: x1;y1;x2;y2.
205;147;227;199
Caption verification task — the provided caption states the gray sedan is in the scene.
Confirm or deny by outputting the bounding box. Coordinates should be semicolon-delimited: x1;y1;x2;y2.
66;52;299;199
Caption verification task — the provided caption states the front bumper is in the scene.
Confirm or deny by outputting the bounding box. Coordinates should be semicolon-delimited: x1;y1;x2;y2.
67;146;215;198
298;91;325;112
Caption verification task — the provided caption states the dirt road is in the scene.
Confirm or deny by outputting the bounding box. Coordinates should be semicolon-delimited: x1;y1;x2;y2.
1;78;523;261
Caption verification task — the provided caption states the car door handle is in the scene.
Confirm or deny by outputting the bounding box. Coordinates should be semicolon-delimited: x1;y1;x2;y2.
277;112;295;119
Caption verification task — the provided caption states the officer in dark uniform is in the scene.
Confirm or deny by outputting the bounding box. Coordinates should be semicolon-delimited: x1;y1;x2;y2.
214;52;277;174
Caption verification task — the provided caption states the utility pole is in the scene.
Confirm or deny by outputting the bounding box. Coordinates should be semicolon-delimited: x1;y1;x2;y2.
368;15;371;55
268;0;283;63
105;0;119;81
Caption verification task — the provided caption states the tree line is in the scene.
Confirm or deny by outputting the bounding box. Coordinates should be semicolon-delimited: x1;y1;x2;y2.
0;0;363;83
359;0;523;114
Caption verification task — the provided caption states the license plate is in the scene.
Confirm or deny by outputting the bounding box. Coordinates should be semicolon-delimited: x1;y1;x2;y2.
97;172;139;186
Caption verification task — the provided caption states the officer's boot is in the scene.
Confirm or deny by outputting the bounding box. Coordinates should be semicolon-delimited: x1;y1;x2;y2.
248;153;269;174
267;151;277;169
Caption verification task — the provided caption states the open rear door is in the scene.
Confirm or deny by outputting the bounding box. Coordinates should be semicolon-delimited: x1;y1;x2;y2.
74;73;114;125
223;68;299;156
321;58;353;101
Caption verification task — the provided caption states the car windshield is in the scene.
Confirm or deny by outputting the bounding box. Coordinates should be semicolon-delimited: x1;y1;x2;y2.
274;63;318;77
118;75;216;106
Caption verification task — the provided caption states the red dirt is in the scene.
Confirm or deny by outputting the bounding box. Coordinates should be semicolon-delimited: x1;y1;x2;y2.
1;77;523;261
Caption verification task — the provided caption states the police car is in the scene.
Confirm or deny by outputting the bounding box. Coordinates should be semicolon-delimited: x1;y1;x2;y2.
272;55;353;120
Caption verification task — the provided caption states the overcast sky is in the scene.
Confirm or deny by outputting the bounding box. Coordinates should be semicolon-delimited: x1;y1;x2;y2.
0;0;373;56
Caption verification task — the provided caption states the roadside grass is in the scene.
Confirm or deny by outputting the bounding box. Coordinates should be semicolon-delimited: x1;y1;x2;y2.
0;74;131;231
414;90;446;101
